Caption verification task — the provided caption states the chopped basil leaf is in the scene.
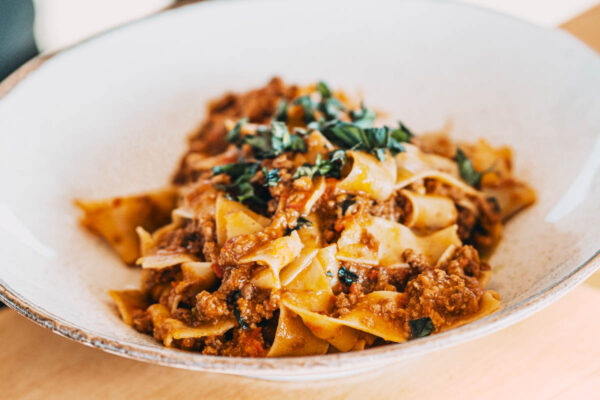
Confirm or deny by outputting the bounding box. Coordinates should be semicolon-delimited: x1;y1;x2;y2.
374;148;386;162
349;102;377;128
338;266;358;286
212;162;270;212
293;95;316;123
285;216;313;235
293;150;347;180
393;121;414;141
319;97;345;120
293;164;316;180
274;99;288;122
271;121;291;152
212;161;255;178
340;195;356;215
243;131;272;155
316;81;332;99
321;123;407;162
226;120;306;159
225;117;248;144
409;317;435;338
231;291;248;330
328;122;370;148
262;167;280;187
307;117;340;132
456;148;483;187
293;127;311;136
314;81;344;120
295;216;312;230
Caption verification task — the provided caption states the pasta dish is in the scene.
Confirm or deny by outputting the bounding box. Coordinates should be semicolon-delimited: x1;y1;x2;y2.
76;78;535;357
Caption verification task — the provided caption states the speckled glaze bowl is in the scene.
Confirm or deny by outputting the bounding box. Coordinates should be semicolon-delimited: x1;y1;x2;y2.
1;0;599;381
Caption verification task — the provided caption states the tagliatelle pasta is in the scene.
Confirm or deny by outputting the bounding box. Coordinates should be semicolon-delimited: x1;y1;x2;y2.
77;77;535;357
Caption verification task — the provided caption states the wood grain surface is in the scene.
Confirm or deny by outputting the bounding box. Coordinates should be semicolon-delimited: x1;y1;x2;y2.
1;4;599;399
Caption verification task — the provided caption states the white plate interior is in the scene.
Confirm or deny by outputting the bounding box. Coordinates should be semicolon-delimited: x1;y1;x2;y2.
0;0;599;379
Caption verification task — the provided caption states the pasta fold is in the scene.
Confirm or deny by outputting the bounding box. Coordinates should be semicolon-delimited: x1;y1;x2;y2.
75;188;177;264
338;151;397;201
336;216;462;266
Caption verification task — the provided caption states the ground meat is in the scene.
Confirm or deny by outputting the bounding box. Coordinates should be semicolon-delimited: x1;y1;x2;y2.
218;264;254;295
199;218;219;262
203;327;266;357
315;189;372;244
332;281;407;326
170;308;195;326
442;245;490;279
173;77;299;184
402;249;430;273
332;284;362;317
382;266;413;292
404;268;483;330
131;310;153;334
366;297;407;324
237;288;280;326
153;218;218;262
166;278;209;313
141;266;181;301
188;263;279;329
195;290;231;323
456;206;477;240
424;179;466;202
176;337;204;352
368;192;412;224
336;262;397;294
425;179;502;248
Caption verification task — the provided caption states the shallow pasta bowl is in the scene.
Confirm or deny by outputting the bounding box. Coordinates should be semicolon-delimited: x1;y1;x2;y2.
1;0;599;380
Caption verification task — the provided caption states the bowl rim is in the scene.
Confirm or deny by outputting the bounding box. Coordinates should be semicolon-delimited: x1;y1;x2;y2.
1;0;600;376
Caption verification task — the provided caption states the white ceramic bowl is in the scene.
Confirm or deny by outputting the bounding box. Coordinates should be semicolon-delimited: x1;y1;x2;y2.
0;0;599;381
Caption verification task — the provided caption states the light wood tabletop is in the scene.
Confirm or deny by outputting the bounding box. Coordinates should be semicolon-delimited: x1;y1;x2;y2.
1;4;599;399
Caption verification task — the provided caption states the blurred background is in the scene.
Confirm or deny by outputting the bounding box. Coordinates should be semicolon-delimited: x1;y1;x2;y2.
1;0;598;81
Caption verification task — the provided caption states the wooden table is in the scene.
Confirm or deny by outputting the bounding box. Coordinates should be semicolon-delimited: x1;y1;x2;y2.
2;5;600;399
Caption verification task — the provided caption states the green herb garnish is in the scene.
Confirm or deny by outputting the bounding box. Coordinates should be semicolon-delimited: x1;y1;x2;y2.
456;148;483;187
394;121;414;141
314;81;345;120
321;123;408;162
274;99;288;122
293;95;316;123
231;291;248;330
212;162;270;212
285;216;313;235
316;81;332;98
212;162;257;181
295;216;312;230
293;150;347;180
409;317;435;338
225;117;248;144
340;195;356;215
226;120;306;159
319;97;345;121
285;217;312;236
262;167;280;187
349;102;377;128
338;266;358;286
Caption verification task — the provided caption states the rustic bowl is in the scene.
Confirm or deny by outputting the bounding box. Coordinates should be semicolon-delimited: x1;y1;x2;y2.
0;0;599;380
